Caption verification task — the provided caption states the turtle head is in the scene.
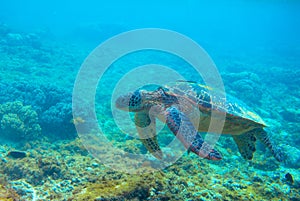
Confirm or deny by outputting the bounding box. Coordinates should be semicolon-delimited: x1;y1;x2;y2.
115;90;146;112
116;87;172;112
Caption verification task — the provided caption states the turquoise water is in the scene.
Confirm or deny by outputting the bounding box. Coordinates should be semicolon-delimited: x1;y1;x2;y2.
0;1;299;200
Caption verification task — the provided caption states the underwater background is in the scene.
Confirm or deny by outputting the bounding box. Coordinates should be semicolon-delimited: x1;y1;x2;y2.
0;0;299;200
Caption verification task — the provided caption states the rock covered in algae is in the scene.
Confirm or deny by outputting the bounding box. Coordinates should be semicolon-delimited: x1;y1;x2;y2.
0;183;20;201
0;101;41;141
71;171;165;201
37;156;66;179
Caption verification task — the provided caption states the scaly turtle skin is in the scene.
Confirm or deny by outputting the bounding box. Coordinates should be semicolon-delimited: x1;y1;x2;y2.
115;81;283;162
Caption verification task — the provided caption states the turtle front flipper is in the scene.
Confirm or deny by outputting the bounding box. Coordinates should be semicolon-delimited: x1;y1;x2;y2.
134;111;163;159
164;106;222;160
232;132;256;160
253;128;284;162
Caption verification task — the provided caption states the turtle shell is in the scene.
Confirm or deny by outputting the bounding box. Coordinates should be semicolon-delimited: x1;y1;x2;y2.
163;81;266;126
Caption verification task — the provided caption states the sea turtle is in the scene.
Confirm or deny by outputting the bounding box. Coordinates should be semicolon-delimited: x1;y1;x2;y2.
115;81;283;162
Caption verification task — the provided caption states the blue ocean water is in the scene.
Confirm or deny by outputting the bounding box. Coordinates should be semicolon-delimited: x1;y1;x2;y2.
0;1;299;200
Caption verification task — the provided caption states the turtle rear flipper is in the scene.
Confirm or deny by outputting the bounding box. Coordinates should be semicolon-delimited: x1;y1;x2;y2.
165;106;222;160
253;128;284;162
134;111;163;159
232;132;256;160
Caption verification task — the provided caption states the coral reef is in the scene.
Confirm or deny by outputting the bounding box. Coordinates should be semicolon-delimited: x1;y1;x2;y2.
40;102;74;138
222;72;264;106
0;24;299;201
0;81;75;139
9;180;37;201
1;140;298;200
38;156;66;180
0;134;299;201
0;101;41;141
71;172;164;201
